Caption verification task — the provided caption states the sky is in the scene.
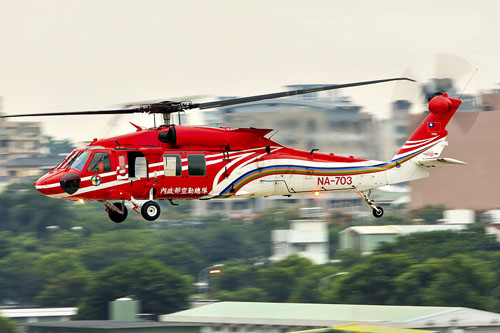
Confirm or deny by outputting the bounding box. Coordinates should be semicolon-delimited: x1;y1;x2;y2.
0;0;499;143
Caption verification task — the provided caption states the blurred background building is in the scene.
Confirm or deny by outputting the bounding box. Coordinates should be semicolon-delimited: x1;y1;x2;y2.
271;209;329;264
408;88;500;211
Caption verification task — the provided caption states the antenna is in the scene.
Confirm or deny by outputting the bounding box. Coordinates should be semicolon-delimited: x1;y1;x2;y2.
459;68;478;99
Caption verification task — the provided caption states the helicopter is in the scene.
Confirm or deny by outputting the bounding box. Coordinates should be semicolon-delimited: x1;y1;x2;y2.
0;78;466;223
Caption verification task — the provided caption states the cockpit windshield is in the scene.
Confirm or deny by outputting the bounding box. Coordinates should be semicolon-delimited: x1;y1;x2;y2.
66;151;92;171
57;149;78;169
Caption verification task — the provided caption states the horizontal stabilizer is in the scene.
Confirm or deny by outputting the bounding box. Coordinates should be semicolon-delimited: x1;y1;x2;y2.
417;157;467;167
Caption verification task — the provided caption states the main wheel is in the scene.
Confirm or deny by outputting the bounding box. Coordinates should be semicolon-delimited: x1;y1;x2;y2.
108;202;128;223
141;201;161;221
372;206;384;218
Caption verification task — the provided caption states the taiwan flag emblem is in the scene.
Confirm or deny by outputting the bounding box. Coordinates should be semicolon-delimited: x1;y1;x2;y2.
427;122;441;132
91;175;102;186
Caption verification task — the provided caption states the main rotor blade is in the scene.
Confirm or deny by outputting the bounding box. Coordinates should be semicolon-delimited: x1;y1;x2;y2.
0;108;143;118
0;77;415;118
195;77;415;110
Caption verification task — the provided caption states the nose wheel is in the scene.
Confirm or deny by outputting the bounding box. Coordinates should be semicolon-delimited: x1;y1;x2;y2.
104;201;128;223
103;198;161;222
357;190;384;218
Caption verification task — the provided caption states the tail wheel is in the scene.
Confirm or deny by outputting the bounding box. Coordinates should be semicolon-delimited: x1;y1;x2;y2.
372;206;384;218
141;201;161;221
108;202;128;223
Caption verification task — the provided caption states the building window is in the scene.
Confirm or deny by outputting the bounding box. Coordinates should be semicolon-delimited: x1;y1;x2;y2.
232;201;249;210
208;202;224;211
163;154;181;176
294;244;307;252
188;154;206;176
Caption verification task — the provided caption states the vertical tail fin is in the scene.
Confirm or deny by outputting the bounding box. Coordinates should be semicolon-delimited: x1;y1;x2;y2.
392;93;462;161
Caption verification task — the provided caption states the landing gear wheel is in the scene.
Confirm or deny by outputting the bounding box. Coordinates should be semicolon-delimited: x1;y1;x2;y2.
108;202;128;223
372;206;384;218
141;201;161;221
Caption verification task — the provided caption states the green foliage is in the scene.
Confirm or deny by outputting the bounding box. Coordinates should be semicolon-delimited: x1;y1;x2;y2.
0;252;43;302
36;269;92;306
215;288;269;302
289;267;338;303
375;230;500;262
0;316;19;333
395;255;498;310
211;265;259;292
79;230;157;271
334;249;363;269
328;226;343;256
77;259;192;319
332;254;414;304
0;183;75;237
256;255;314;302
151;241;204;276
411;205;444;224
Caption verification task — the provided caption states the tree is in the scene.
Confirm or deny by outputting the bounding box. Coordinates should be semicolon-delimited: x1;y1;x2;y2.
328;226;343;257
211;265;259;292
79;230;157;271
34;250;92;306
0;316;19;333
375;230;500;263
0;183;74;237
0;252;43;303
256;255;314;302
334;249;363;269
333;254;414;304
77;259;192;319
36;270;92;307
289;265;341;303
152;241;204;276
215;288;269;302
395;255;498;311
411;205;444;224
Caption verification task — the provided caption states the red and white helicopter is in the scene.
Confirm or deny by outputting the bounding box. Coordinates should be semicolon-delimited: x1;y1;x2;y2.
1;78;466;222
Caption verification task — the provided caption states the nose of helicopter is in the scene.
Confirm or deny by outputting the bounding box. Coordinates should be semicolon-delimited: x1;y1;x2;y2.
35;171;81;196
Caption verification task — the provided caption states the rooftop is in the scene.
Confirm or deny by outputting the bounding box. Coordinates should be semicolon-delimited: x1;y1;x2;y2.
26;321;203;329
0;307;77;318
160;302;500;328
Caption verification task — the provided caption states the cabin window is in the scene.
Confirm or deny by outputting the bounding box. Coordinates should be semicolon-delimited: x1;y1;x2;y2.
87;152;111;173
188;154;206;176
135;157;148;179
163;154;181;176
126;151;147;178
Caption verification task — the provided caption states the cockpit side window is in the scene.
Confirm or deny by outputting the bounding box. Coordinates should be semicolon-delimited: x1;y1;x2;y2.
87;152;111;173
67;151;92;171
